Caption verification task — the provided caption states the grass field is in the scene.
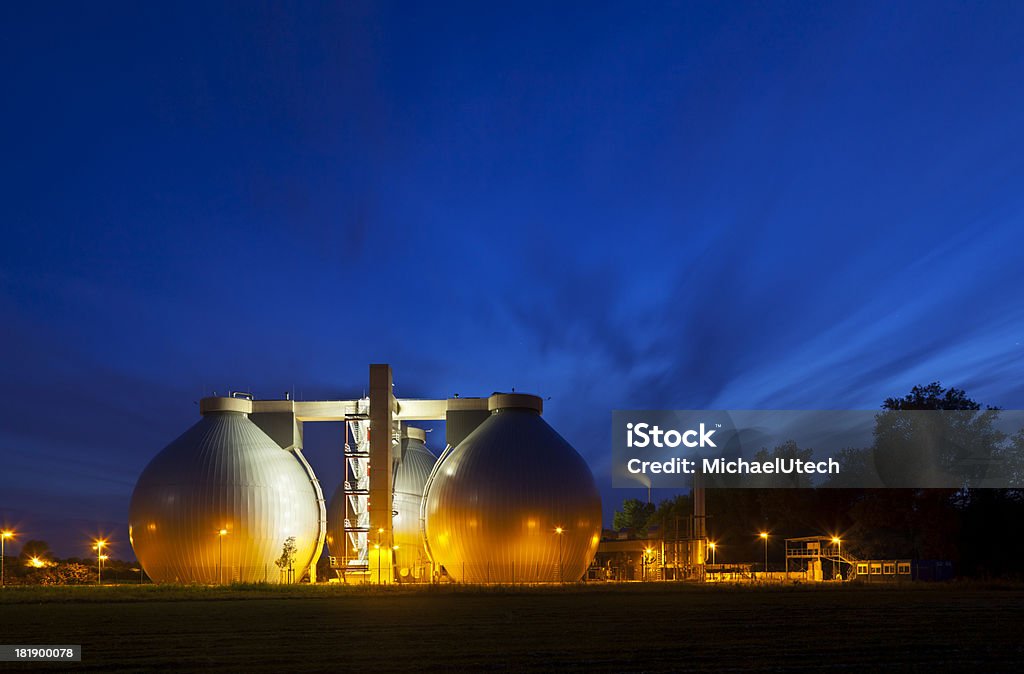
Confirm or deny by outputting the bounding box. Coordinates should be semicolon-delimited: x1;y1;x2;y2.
2;582;1022;672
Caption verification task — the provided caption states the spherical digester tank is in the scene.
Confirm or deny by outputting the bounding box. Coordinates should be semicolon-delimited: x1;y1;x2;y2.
129;399;323;583
423;394;602;582
392;426;436;578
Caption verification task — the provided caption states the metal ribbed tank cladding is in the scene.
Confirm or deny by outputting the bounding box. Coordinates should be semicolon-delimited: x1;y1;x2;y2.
392;427;436;576
423;394;602;582
129;405;322;584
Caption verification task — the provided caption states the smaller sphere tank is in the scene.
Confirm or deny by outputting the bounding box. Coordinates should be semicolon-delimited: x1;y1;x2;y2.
392;427;436;577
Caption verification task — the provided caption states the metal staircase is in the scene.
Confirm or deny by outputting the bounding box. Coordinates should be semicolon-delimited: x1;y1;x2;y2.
343;404;371;575
838;553;859;580
822;542;859;580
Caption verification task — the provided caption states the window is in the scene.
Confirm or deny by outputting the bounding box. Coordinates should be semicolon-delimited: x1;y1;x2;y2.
883;563;895;575
870;563;882;575
898;563;911;575
857;563;868;575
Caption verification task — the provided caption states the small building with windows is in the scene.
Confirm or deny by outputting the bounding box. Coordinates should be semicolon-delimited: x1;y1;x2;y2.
785;536;953;582
854;559;953;582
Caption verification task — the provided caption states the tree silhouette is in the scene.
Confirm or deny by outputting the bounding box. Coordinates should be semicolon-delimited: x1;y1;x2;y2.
17;540;51;562
275;536;298;583
882;382;983;411
613;498;655;535
874;382;1003;487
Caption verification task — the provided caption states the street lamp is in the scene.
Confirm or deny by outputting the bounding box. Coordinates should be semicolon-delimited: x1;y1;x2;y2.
644;547;654;582
218;529;228;584
1;530;15;588
759;532;769;578
93;539;107;585
708;542;716;565
554;527;564;583
376;527;385;585
832;536;842;581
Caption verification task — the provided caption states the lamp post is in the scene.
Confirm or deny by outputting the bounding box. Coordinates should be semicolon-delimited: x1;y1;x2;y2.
709;542;716;565
376;527;384;585
644;547;654;582
832;536;841;581
555;527;564;583
218;529;228;584
761;528;770;577
93;539;107;585
1;530;15;588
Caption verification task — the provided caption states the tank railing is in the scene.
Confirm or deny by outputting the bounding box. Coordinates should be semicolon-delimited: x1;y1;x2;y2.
291;447;327;583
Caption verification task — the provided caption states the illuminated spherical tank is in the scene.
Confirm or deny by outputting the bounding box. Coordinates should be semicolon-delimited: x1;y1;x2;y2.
129;399;323;584
392;427;436;578
423;394;602;582
327;426;436;580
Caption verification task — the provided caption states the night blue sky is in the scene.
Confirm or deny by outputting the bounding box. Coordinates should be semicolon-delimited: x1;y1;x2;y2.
3;1;1024;558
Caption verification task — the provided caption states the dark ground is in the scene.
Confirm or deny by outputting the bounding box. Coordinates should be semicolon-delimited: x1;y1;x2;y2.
1;582;1022;672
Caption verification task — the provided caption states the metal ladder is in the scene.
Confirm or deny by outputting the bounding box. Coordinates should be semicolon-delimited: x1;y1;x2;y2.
343;405;371;573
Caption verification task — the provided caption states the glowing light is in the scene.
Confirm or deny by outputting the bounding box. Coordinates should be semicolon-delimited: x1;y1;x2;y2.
218;529;228;536
759;532;768;539
0;530;14;540
93;538;107;550
708;542;716;551
831;536;841;545
554;527;564;535
28;557;45;568
99;554;109;561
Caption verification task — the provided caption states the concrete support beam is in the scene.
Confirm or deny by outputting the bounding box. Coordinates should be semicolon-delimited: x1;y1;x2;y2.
368;364;395;583
395;398;449;420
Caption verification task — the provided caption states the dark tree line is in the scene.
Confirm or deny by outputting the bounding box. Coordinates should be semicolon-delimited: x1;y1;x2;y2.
0;542;146;585
613;383;1024;577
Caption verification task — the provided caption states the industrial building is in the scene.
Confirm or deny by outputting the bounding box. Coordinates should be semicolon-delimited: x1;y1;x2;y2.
127;363;941;587
129;364;603;584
